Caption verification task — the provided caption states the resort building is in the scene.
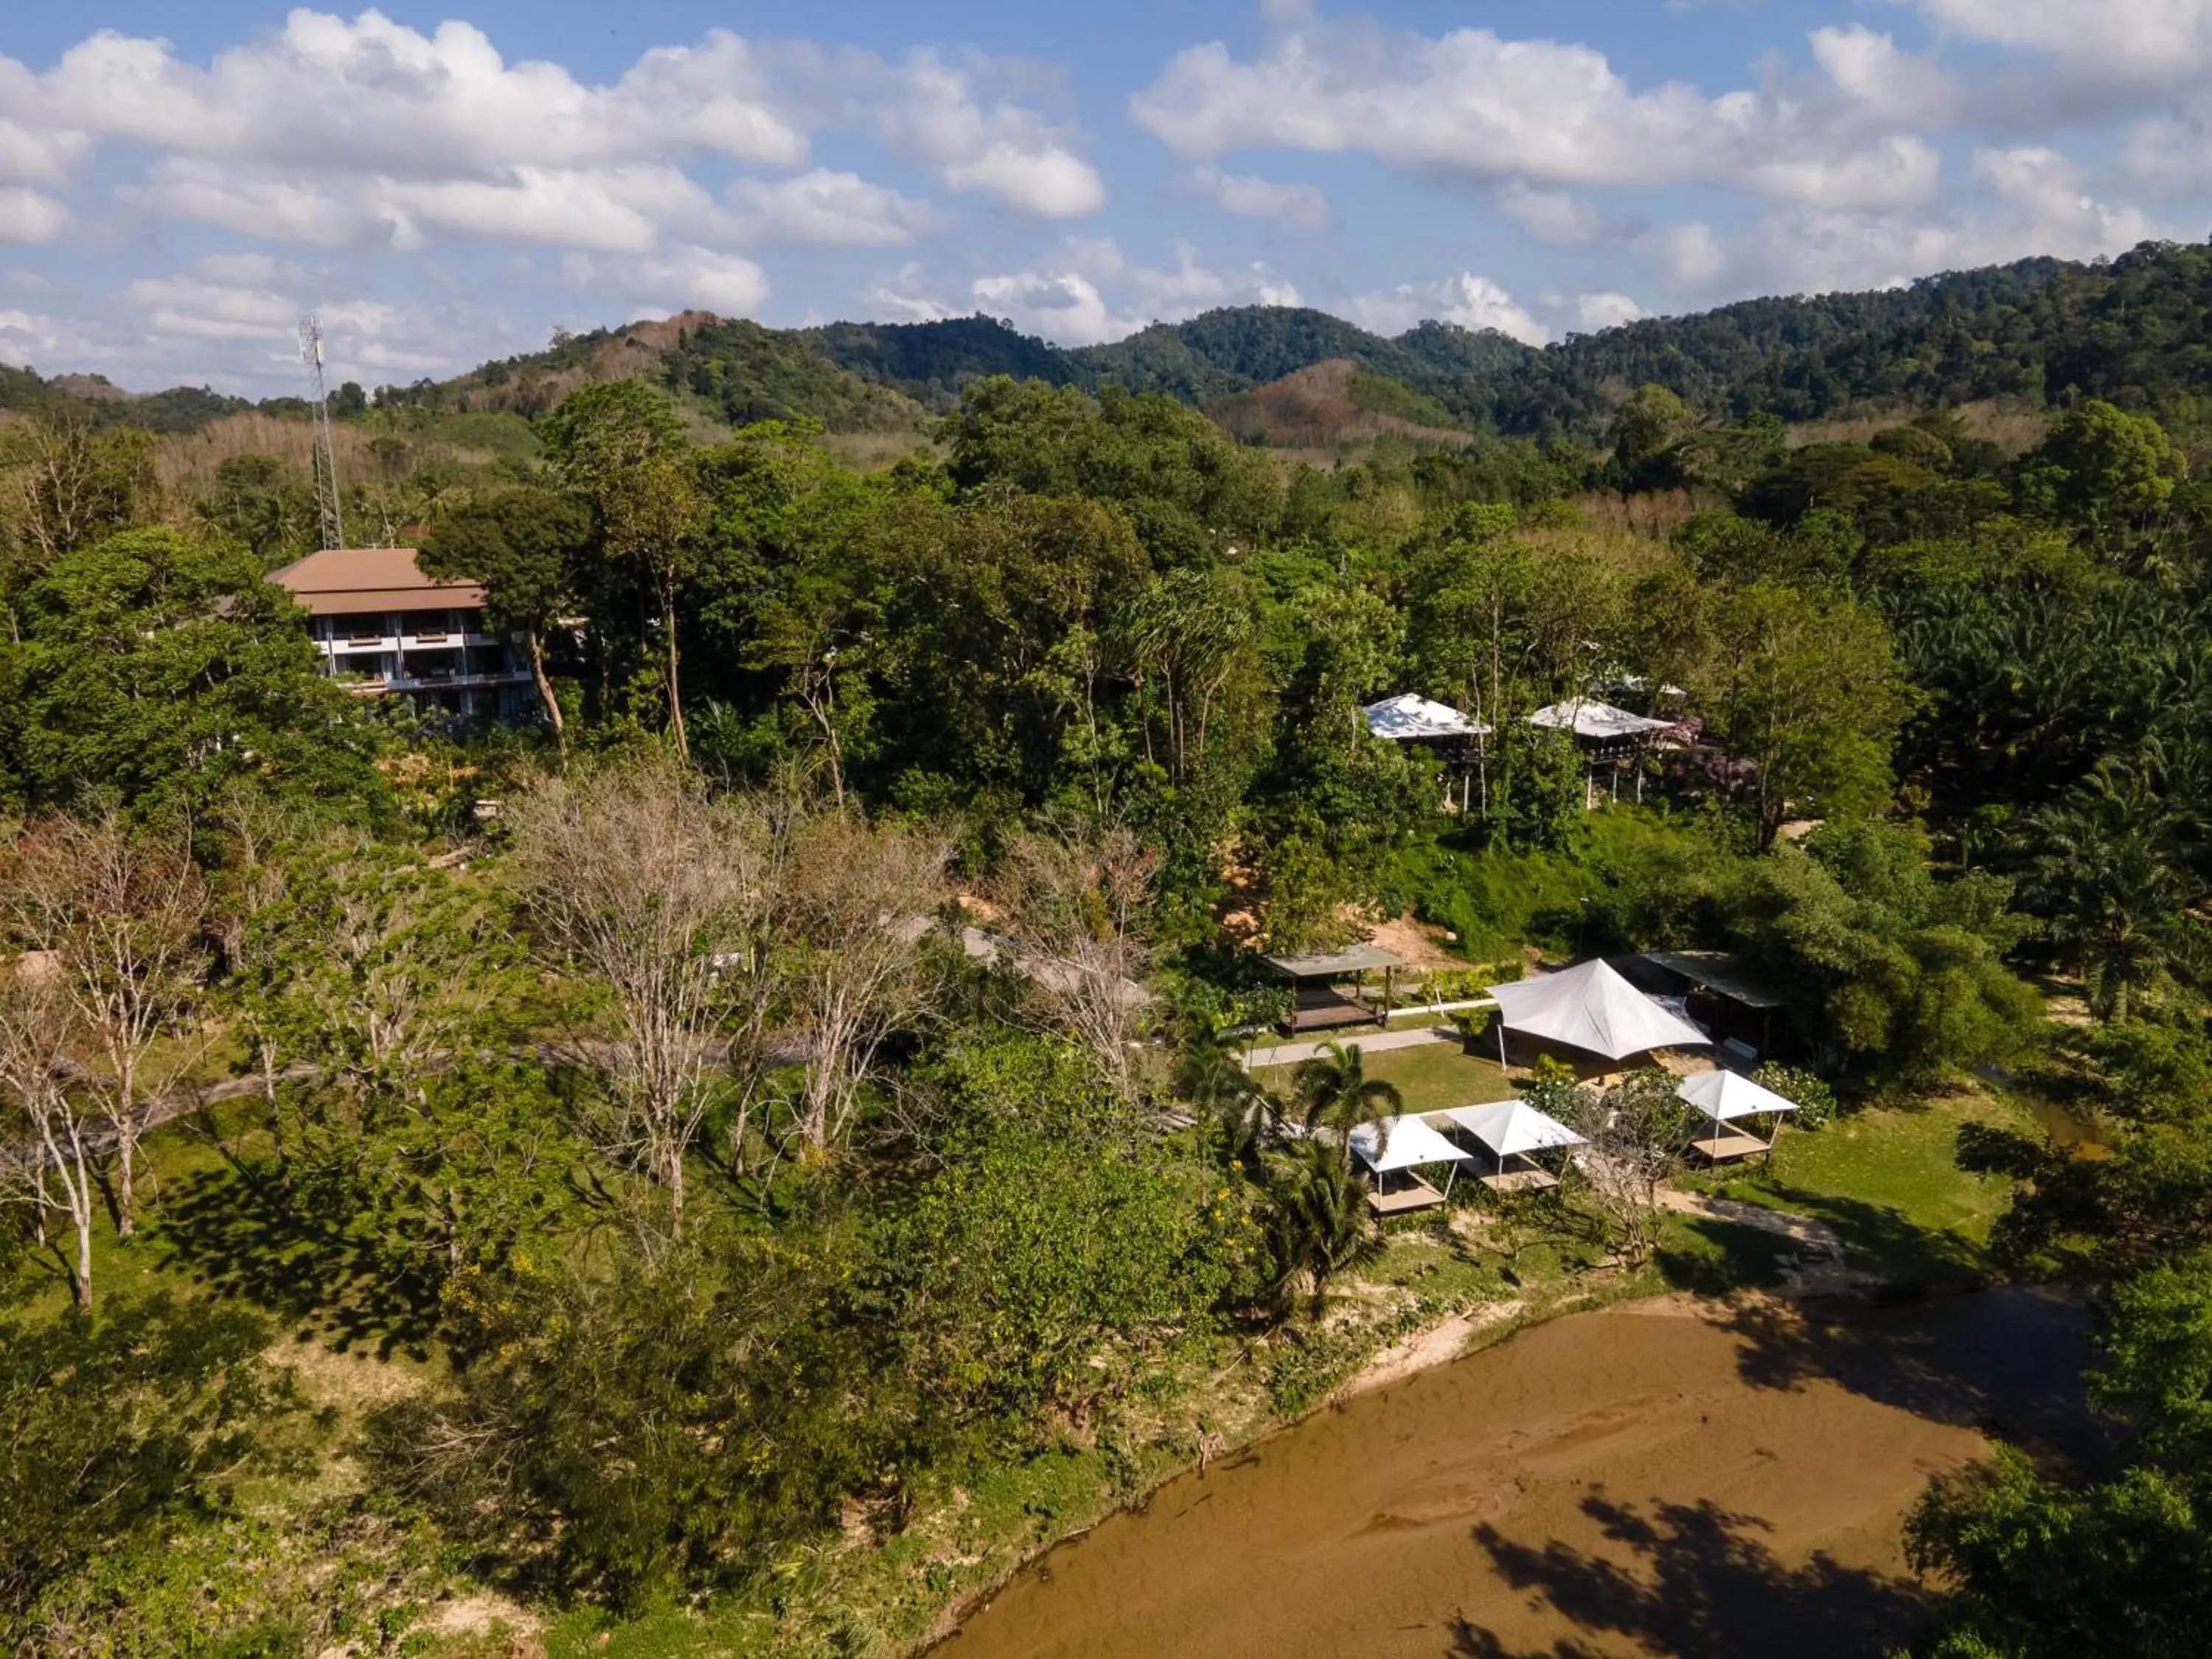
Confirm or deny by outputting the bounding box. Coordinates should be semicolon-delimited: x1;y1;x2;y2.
269;546;537;723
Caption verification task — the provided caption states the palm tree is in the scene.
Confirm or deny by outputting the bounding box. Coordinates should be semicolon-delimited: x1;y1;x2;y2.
2023;778;2201;1022
1175;1030;1277;1174
1289;1040;1405;1167
1265;1141;1379;1321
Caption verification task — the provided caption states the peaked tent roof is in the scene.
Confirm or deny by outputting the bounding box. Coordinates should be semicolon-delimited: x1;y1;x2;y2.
1349;1115;1477;1174
1364;694;1492;741
1678;1068;1799;1123
1441;1100;1586;1159
1486;959;1709;1061
1526;699;1677;741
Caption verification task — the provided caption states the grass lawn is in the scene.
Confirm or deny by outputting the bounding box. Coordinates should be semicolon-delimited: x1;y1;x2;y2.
1687;1085;2042;1290
1252;1037;1512;1117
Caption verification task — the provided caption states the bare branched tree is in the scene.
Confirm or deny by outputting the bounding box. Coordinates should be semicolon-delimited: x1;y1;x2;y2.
991;825;1161;1109
785;813;948;1157
1;815;209;1239
507;760;779;1234
0;958;100;1307
1569;1068;1699;1269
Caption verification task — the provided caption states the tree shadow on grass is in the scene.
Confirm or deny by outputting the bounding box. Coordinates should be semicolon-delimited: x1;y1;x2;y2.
150;1164;442;1362
1445;1492;1936;1659
1734;1183;1990;1293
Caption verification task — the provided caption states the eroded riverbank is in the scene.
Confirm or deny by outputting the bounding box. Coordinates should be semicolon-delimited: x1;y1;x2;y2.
936;1287;2096;1659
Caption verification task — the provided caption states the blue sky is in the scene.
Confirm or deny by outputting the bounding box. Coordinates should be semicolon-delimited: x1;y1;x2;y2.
0;0;2206;394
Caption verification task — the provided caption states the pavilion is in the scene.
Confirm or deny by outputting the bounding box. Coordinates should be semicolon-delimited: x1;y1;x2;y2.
1365;694;1492;812
1440;1099;1586;1194
1265;945;1405;1034
1679;1068;1799;1164
1485;959;1708;1075
1527;698;1683;806
1349;1114;1477;1214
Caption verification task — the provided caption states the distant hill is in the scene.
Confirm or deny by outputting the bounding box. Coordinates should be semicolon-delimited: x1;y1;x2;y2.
16;239;2212;449
1206;358;1473;451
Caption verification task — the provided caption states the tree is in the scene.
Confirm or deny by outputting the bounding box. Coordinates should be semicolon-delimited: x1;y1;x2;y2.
990;825;1161;1110
1571;1068;1699;1269
1263;1139;1377;1320
0;956;100;1308
1712;582;1916;847
1288;1040;1405;1166
1;815;209;1242
784;812;947;1157
506;759;781;1235
0;417;156;627
1609;384;1693;493
540;383;701;759
2022;400;2184;546
420;490;594;751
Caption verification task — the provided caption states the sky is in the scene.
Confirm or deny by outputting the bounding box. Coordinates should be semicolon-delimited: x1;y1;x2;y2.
1;0;2208;395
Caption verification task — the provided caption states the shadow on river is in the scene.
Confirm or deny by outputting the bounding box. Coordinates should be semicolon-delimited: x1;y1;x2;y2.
936;1287;2104;1659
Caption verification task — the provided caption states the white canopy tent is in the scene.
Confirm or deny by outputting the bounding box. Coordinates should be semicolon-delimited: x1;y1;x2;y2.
1441;1099;1586;1192
1349;1114;1478;1213
1526;699;1678;742
1677;1068;1799;1161
1486;959;1709;1067
1364;694;1492;742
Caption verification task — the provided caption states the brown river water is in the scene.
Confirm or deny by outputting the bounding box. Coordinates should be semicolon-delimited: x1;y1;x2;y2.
936;1289;2098;1659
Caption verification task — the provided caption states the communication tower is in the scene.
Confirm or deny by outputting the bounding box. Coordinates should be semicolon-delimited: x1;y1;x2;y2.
298;313;347;551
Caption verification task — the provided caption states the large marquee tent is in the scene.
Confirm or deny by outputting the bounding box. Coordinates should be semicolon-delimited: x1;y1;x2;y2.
1485;959;1708;1066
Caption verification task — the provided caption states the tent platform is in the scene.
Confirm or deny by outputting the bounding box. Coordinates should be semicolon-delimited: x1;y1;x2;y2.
1369;1178;1448;1215
1479;1169;1559;1194
1689;1132;1773;1164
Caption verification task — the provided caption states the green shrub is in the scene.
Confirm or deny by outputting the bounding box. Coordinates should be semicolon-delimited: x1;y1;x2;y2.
1751;1062;1839;1129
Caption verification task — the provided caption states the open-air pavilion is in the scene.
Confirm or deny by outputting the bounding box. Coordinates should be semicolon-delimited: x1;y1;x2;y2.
1366;694;1493;812
1349;1114;1478;1214
1528;698;1683;806
1440;1099;1586;1194
1679;1068;1798;1164
1265;945;1405;1035
1485;959;1709;1077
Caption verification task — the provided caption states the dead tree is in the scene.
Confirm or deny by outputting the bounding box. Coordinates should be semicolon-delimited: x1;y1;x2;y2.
0;959;100;1308
785;814;948;1157
1;815;209;1239
991;825;1161;1111
507;760;776;1236
1570;1068;1699;1270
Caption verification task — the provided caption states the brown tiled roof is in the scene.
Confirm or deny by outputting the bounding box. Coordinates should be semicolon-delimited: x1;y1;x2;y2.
268;547;486;616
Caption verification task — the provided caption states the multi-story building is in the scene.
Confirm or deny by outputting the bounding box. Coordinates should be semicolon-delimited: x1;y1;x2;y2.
269;546;537;722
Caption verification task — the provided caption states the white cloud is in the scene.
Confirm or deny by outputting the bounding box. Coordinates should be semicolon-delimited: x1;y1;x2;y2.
973;268;1137;346
1919;0;2212;80
728;169;937;247
1499;183;1602;248
938;240;1300;346
1346;273;1549;344
563;246;772;316
125;271;295;342
859;262;962;323
1810;27;1958;127
0;307;59;361
1576;291;1646;331
875;52;1105;218
1742;136;1943;212
1191;166;1331;230
0;186;66;243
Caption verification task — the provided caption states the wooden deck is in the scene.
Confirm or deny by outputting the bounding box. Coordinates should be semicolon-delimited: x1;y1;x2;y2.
1368;1178;1448;1214
1688;1131;1773;1164
1478;1169;1559;1194
1285;992;1381;1034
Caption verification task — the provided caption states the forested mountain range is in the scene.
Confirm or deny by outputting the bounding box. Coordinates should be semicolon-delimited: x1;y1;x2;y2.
12;238;2212;443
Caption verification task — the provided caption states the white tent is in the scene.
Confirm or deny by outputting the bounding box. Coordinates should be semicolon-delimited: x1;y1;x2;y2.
1442;1100;1587;1160
1349;1114;1476;1173
1349;1113;1476;1211
1678;1067;1798;1160
1486;959;1709;1065
1364;694;1490;742
1526;699;1677;742
1442;1099;1586;1192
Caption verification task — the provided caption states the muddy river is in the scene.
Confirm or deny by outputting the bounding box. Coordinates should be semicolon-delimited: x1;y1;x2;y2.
938;1290;2096;1659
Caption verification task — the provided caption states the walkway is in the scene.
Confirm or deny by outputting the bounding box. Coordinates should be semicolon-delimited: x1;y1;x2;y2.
1241;1025;1460;1071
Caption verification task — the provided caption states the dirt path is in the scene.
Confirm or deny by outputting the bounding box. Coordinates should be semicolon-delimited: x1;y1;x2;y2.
935;1288;2096;1659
